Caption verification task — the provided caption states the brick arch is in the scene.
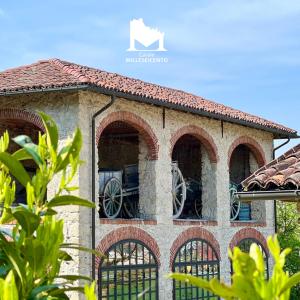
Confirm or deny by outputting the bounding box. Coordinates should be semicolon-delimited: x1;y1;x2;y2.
229;228;269;255
169;227;220;268
228;136;266;167
95;226;161;270
0;109;44;131
170;125;219;163
96;111;159;160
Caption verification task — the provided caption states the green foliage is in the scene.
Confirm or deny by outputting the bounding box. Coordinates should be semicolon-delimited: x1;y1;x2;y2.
169;235;300;300
277;202;300;299
0;112;97;299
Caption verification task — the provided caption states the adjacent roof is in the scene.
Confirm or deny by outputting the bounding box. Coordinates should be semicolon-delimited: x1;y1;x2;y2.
243;144;300;191
0;59;297;137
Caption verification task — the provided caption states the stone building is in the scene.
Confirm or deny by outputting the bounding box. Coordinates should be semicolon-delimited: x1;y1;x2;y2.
0;59;297;300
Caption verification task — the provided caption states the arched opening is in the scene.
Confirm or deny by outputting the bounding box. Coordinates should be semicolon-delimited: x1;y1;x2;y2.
171;134;217;220
229;144;265;221
98;120;155;219
98;239;159;299
234;238;269;278
172;238;220;299
0;117;41;205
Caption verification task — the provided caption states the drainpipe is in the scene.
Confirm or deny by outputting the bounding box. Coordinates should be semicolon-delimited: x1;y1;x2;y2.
235;190;300;201
91;95;116;281
272;137;290;233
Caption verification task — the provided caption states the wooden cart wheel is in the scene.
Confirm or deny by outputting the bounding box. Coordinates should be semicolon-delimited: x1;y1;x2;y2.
103;177;123;219
172;164;187;219
230;183;240;221
123;199;138;218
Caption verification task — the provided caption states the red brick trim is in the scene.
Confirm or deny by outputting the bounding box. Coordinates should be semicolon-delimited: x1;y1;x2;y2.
95;226;160;270
96;111;159;160
100;219;157;225
229;228;269;255
0;109;44;131
170;125;219;163
230;221;266;227
173;220;217;226
228;136;266;167
169;227;220;268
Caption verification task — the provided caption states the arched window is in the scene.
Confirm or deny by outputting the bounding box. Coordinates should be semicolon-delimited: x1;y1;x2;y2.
237;238;269;277
98;239;159;299
171;132;217;221
97;112;158;220
172;239;220;299
228;137;266;222
0;116;43;205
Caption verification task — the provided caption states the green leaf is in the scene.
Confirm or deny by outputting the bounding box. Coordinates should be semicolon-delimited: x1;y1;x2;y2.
28;284;60;299
23;239;45;275
279;272;300;296
60;243;103;257
40;208;57;216
12;148;32;161
210;278;235;298
58;250;73;261
0;152;30;187
12;207;40;236
3;271;18;300
56;128;82;172
0;232;25;288
168;273;213;293
12;135;43;166
46;195;95;208
39;111;59;150
84;282;96;300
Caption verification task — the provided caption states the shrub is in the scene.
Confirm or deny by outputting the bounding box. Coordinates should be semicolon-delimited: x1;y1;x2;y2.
169;235;300;300
0;112;96;299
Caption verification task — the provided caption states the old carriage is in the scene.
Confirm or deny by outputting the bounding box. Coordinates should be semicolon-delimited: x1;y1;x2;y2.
99;162;202;220
99;164;139;219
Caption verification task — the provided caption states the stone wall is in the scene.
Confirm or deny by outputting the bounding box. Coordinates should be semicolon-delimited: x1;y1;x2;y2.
0;90;275;300
78;90;274;299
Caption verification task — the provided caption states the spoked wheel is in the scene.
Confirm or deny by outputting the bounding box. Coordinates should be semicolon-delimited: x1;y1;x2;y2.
103;178;123;219
230;183;240;221
172;164;187;219
123;198;139;219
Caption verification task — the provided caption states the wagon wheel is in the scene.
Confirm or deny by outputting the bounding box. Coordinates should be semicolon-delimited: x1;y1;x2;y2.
194;197;202;218
103;177;123;219
123;198;139;218
172;165;187;219
230;183;240;221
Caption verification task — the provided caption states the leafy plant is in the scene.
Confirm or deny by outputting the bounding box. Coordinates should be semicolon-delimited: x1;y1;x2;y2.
0;112;97;299
277;202;300;299
169;235;300;300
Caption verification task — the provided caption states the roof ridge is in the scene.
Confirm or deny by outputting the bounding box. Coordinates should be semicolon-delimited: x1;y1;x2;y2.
48;59;90;83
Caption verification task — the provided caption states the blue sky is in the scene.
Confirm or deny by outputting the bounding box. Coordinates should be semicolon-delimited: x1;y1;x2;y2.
0;0;299;155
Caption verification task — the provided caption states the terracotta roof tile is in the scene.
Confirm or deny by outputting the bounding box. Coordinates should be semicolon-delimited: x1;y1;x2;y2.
0;58;297;136
243;144;300;191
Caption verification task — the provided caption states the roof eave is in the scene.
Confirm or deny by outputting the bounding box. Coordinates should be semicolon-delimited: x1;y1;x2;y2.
0;84;297;138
